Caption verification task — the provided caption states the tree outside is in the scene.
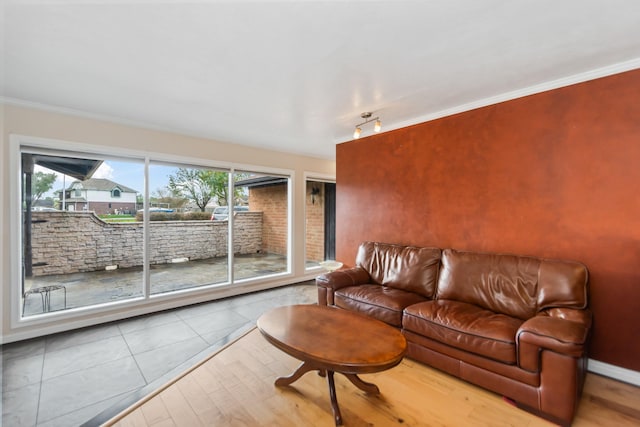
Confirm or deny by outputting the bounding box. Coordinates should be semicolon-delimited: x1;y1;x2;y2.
167;169;249;212
32;171;57;205
151;187;188;211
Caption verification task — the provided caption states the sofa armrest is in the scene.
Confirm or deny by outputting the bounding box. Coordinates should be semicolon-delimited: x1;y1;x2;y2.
545;307;593;325
517;309;592;372
316;267;371;305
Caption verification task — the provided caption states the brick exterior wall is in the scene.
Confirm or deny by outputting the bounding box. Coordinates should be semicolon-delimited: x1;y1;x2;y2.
29;211;262;276
247;182;326;261
248;185;288;255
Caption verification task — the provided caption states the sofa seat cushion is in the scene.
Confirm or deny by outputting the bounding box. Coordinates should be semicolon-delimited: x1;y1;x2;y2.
335;285;428;327
403;300;524;364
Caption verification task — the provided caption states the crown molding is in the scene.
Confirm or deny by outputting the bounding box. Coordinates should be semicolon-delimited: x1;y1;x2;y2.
0;96;183;136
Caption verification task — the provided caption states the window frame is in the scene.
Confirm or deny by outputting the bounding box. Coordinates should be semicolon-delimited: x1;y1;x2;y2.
9;134;295;330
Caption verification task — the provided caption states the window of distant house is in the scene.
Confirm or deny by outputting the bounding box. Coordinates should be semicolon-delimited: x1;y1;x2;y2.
74;189;81;197
112;188;121;198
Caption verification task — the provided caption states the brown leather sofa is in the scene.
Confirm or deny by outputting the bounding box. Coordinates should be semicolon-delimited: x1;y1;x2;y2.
316;241;592;426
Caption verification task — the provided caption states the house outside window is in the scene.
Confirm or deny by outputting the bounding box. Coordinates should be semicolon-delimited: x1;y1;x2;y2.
61;178;137;215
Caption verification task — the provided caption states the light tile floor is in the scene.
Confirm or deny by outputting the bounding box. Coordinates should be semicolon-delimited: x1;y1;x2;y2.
2;282;317;427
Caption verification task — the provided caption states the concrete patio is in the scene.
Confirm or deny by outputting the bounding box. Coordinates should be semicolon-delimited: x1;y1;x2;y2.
22;253;316;317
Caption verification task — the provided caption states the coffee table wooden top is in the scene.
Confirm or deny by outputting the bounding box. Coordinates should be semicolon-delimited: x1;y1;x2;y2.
257;304;407;374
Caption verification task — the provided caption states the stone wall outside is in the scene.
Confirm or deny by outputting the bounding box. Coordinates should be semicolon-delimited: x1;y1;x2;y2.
30;211;263;277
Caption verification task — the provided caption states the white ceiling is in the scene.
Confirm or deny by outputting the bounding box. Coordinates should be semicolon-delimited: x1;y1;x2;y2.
3;1;640;160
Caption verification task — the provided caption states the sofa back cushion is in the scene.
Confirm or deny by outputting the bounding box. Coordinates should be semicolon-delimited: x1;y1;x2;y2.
355;241;441;298
537;259;589;310
436;249;588;320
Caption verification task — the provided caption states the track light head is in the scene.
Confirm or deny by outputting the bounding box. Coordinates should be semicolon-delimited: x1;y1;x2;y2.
353;112;381;139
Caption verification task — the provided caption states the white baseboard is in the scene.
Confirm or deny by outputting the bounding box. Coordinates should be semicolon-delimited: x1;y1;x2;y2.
588;359;640;386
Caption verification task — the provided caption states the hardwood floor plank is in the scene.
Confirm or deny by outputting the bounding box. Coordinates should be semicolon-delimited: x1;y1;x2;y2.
190;357;225;395
105;329;640;427
111;408;148;427
159;383;203;427
148;419;176;427
267;380;342;426
139;394;172;426
193;404;226;426
583;373;640;415
206;383;256;427
174;374;215;416
371;370;473;426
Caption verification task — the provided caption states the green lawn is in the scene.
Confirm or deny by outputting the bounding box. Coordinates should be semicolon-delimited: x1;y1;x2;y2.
99;214;137;223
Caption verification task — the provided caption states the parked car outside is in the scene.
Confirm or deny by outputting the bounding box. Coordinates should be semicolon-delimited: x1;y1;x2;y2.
211;206;249;220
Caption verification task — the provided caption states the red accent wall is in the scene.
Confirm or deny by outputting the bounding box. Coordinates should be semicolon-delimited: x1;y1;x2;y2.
336;68;640;371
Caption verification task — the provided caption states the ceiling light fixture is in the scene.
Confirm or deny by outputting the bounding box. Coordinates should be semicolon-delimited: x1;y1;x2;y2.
353;112;381;139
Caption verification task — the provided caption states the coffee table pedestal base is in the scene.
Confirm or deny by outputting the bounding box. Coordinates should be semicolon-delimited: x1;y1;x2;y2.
274;361;380;426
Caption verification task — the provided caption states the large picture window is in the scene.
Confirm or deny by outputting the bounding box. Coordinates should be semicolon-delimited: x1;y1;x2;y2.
17;143;292;319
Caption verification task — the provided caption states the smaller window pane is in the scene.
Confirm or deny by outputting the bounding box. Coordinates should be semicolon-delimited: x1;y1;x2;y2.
233;171;289;281
305;180;336;269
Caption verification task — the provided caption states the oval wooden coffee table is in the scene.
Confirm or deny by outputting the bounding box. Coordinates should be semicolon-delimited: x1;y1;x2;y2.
257;304;407;426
